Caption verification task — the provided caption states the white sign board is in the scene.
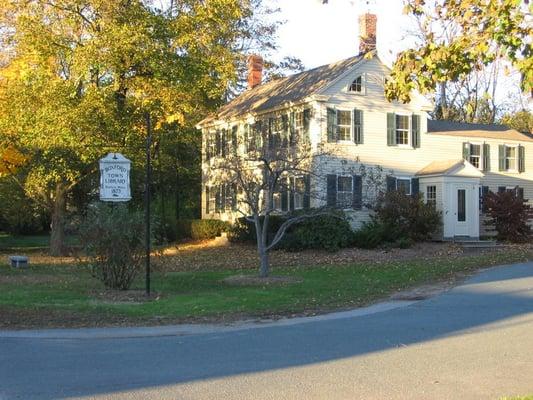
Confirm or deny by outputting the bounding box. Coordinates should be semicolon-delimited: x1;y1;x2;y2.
99;153;132;202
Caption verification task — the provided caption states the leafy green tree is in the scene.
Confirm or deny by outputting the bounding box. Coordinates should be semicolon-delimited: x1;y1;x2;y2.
386;0;532;103
500;110;533;133
0;0;284;255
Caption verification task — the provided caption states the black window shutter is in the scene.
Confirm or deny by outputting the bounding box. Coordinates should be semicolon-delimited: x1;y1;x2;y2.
387;113;396;146
327;174;337;207
386;176;397;192
231;183;237;211
215;186;221;213
411;115;420;148
481;186;489;212
232;126;238;155
462;142;470;160
205;186;210;214
303;175;311;209
289;177;295;211
327;108;337;142
303;109;311;135
518;145;525;173
353;109;363;144
280;178;289;211
222;129;227;157
482;143;490;171
268;118;274;150
281;114;289;147
352;175;362;209
411;178;420;196
517;186;525;200
498;145;505;171
289;112;296;145
216;130;221;156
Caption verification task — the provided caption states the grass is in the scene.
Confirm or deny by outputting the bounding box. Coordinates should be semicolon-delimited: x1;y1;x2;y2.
0;232;51;251
0;247;530;328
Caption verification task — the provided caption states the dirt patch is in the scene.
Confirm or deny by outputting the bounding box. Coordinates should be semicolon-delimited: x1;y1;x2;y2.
90;289;161;305
0;273;75;285
223;275;303;286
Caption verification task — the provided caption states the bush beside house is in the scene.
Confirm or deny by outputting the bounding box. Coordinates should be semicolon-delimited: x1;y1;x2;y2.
484;191;532;242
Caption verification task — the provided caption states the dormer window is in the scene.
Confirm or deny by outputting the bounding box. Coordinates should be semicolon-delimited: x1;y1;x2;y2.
348;76;362;93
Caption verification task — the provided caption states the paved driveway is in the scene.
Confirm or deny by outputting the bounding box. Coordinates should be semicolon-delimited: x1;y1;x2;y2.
1;262;532;399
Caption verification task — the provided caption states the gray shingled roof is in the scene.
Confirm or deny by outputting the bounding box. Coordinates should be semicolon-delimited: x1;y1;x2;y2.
427;119;533;142
198;54;366;126
428;120;510;132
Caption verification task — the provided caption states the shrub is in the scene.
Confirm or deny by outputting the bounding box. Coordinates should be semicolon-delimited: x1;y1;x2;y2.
227;215;286;244
484;191;532;242
373;190;441;242
176;219;230;240
79;203;145;290
190;219;230;240
352;221;392;249
279;212;353;252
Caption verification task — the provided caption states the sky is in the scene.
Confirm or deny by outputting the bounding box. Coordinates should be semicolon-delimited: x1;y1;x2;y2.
269;0;530;112
270;0;413;69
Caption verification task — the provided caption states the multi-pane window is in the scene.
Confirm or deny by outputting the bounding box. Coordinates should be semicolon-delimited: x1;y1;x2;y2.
294;111;305;144
395;115;410;145
505;146;517;171
293;177;305;210
272;192;282;211
337;176;353;208
469;144;481;168
426;185;436;207
337;110;352;141
396;178;411;195
349;76;362;92
206;186;216;214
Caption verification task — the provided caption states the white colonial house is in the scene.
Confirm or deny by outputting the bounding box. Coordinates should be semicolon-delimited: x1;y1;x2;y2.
197;13;533;240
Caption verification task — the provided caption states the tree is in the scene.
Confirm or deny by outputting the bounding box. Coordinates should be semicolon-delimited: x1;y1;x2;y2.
500;110;533;133
386;0;532;103
0;0;279;255
210;118;329;278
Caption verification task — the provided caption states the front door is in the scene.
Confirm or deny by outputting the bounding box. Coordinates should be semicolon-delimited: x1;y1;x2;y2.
453;184;471;237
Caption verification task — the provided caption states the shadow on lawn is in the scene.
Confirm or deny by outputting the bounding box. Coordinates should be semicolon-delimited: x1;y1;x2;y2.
0;262;532;399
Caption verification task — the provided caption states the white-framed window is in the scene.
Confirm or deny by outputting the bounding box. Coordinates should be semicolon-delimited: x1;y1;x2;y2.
348;75;362;93
293;176;305;210
337;110;352;141
396;177;411;195
426;185;436;207
469;143;481;168
206;186;216;214
272;192;282;211
395;114;410;146
294;111;305;140
505;145;517;171
337;175;353;208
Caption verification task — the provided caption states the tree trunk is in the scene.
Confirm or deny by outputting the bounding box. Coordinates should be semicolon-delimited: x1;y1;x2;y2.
259;249;269;278
254;215;270;278
50;183;67;256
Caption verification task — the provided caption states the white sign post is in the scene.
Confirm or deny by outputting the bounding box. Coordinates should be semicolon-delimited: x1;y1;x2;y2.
99;153;132;202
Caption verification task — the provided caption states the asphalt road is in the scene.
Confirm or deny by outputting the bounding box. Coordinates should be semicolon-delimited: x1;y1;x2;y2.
1;262;532;400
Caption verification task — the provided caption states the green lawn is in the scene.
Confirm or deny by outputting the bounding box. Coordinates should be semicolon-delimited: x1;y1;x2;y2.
0;249;530;326
0;232;51;251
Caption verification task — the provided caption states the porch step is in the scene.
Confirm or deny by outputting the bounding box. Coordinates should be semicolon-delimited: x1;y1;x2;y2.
453;239;500;249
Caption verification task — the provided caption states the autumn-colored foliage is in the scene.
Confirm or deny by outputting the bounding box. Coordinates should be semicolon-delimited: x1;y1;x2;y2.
484;191;532;243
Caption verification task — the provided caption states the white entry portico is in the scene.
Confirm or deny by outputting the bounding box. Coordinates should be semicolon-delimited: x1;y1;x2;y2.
417;160;484;240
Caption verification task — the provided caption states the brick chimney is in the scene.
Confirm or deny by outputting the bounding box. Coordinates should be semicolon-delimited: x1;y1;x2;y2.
247;54;263;90
358;13;377;55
